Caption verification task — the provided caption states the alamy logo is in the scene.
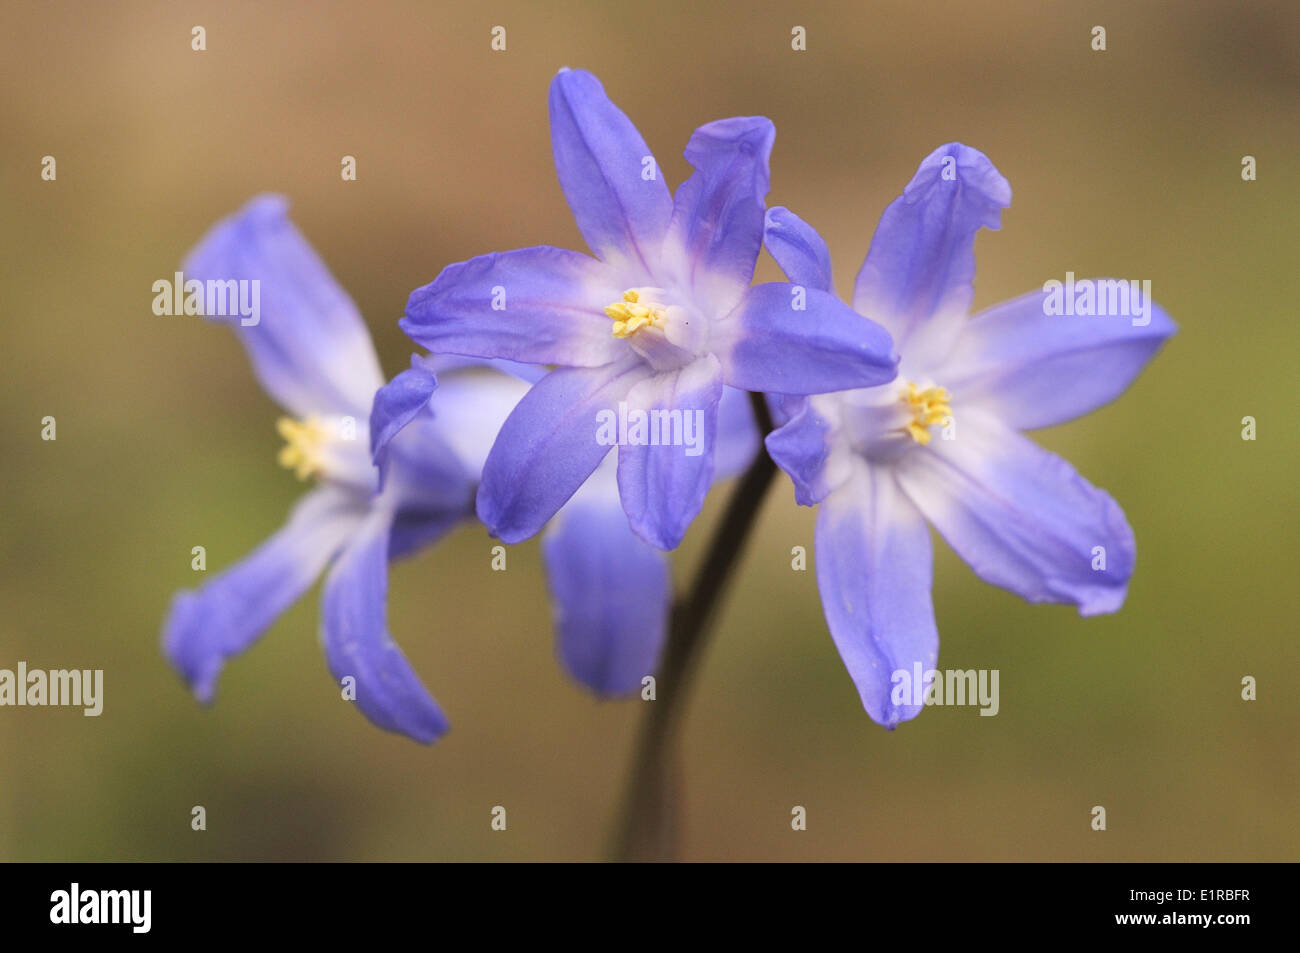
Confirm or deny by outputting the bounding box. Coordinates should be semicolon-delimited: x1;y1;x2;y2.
595;402;706;457
1042;272;1152;326
890;664;1000;716
152;271;260;326
50;883;151;933
0;662;103;716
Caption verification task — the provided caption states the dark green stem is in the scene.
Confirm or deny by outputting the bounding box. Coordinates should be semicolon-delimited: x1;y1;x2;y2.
610;391;776;862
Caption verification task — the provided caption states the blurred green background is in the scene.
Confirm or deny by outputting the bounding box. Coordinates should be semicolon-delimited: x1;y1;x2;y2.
1;0;1296;861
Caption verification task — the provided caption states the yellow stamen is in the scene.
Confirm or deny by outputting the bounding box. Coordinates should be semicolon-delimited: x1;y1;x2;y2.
605;288;667;338
276;416;328;480
902;382;953;446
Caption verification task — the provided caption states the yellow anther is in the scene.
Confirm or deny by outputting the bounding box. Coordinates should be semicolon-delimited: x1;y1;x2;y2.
276;416;328;480
605;288;667;338
902;382;953;446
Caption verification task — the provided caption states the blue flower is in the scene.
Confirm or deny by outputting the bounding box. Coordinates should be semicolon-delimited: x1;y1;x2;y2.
762;144;1177;728
161;195;528;743
399;68;898;550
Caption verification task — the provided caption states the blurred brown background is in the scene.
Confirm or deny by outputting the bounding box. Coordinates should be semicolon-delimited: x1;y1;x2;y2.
1;0;1296;861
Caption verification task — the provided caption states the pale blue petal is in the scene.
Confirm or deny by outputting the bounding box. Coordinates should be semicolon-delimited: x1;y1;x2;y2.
937;286;1177;430
720;283;898;394
852;143;1011;369
370;355;439;489
815;461;938;728
549;68;673;268
616;355;723;550
713;385;760;480
765;397;844;505
421;363;532;480
401;245;627;368
543;465;670;695
162;486;364;703
320;510;450;743
182;194;384;417
664;116;775;307
477;356;649;543
895;409;1135;615
763;206;834;293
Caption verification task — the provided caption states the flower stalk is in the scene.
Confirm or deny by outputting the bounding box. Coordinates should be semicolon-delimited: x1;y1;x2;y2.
611;391;776;862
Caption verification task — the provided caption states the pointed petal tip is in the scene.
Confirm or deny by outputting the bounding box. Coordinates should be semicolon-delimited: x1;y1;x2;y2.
474;484;540;546
549;65;600;98
875;696;928;730
688;115;776;167
161;593;220;705
239;191;291;219
625;519;684;552
1076;585;1130;617
907;142;1012;215
406;711;451;745
343;693;450;744
369;357;439;470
